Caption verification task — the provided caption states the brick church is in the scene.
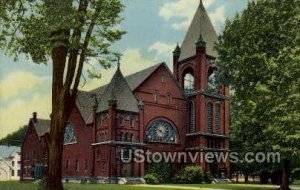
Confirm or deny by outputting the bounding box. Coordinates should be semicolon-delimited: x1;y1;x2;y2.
21;1;230;182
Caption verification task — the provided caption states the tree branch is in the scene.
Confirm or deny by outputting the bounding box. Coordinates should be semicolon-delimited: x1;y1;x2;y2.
63;0;88;95
72;6;100;97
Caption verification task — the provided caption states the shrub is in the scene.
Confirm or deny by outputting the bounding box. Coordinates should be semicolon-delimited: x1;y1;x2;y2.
89;177;98;184
146;162;172;183
144;174;159;184
203;172;212;184
35;177;47;190
175;165;203;184
80;178;87;184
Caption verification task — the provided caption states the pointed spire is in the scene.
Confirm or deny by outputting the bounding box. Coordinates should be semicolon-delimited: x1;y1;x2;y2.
178;0;218;60
173;43;181;56
196;34;206;48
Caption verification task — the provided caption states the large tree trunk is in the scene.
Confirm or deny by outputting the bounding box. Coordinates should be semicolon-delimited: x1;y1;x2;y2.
281;160;290;190
47;33;69;190
244;172;249;184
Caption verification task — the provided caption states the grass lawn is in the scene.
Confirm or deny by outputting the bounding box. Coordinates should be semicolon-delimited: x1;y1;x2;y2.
1;181;295;190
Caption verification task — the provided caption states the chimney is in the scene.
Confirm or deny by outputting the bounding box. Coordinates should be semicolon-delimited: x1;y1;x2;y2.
33;112;37;123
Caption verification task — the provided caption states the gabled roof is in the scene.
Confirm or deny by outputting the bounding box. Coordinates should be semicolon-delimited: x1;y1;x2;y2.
96;68;139;113
0;145;20;159
179;1;218;61
32;119;51;137
76;63;163;122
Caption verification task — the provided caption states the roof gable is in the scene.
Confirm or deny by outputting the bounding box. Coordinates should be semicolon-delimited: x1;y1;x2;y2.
97;68;139;113
179;2;218;61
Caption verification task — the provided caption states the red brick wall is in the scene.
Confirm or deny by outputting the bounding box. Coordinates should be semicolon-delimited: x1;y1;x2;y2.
62;107;93;177
134;64;188;153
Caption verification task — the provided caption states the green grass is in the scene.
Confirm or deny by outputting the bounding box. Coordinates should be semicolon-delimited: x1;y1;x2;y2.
0;181;283;190
173;183;279;190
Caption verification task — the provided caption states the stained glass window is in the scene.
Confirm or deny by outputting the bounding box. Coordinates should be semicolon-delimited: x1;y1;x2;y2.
64;122;77;144
207;102;213;133
147;119;177;143
215;103;221;133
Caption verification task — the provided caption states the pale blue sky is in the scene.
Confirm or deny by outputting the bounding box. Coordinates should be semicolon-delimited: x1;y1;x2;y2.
0;0;249;139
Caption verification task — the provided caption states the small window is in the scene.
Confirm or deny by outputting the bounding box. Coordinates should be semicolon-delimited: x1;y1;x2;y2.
207;102;213;133
12;161;15;167
18;170;21;177
75;159;79;173
66;160;69;173
11;170;14;176
167;94;172;105
184;73;195;91
130;117;135;127
85;159;88;171
119;116;124;126
161;75;165;83
154;91;159;103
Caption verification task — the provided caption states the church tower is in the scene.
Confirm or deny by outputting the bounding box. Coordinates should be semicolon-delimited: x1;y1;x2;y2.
173;0;230;177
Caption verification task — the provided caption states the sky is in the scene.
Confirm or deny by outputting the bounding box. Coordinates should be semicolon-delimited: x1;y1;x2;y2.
0;0;249;139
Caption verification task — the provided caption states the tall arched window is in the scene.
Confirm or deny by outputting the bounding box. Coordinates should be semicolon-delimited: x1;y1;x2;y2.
64;122;77;144
207;102;213;133
184;73;195;91
189;101;195;133
215;103;221;133
146;119;177;143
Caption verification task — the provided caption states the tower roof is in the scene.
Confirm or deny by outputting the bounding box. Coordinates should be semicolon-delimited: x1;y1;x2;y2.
96;67;139;113
179;1;218;61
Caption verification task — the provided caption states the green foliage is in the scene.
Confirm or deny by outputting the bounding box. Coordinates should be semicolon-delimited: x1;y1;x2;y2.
34;177;47;190
88;177;98;184
144;174;159;184
0;0;125;74
146;162;173;183
203;172;213;184
174;165;203;184
80;178;88;184
215;0;300;177
0;125;27;146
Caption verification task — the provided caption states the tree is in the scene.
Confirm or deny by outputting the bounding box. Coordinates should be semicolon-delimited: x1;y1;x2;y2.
0;126;27;146
215;0;300;189
0;1;125;190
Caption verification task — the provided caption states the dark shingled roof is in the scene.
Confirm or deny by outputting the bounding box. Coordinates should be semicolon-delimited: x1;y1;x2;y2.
76;63;162;123
179;2;218;61
96;68;139;113
33;119;51;137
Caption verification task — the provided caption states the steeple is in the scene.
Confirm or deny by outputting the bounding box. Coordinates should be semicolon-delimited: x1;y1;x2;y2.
196;34;206;48
179;0;218;61
173;43;181;56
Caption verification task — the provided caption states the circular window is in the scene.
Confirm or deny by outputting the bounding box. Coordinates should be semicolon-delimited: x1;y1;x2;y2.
146;119;177;143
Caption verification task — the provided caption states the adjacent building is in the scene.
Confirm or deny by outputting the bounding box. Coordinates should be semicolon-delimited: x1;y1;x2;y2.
0;145;21;181
21;1;230;182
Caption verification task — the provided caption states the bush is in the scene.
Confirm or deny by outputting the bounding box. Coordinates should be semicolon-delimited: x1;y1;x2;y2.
144;174;159;184
203;172;212;184
175;165;203;184
89;177;98;184
35;177;47;190
146;162;173;183
80;178;87;184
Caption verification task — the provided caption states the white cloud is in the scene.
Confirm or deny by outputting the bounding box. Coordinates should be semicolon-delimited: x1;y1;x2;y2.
148;42;175;65
80;48;156;91
0;71;51;139
158;0;226;32
209;6;226;32
0;71;45;101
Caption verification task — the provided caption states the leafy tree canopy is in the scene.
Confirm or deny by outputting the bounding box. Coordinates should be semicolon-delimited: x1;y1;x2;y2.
216;0;300;162
0;126;27;146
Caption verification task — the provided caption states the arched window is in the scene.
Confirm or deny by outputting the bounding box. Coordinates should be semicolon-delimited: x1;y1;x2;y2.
208;72;218;93
215;103;221;133
119;116;124;126
207;102;213;133
64;122;77;144
189;101;195;133
146;119;177;143
184;73;194;91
